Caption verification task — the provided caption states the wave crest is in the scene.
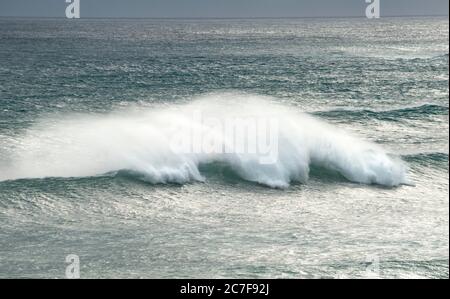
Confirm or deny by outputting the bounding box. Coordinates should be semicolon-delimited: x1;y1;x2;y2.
0;93;409;188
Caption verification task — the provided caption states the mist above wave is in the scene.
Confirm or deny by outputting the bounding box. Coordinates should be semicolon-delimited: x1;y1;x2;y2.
0;93;409;188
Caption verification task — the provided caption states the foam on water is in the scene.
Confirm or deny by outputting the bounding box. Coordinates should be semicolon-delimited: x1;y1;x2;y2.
0;93;409;188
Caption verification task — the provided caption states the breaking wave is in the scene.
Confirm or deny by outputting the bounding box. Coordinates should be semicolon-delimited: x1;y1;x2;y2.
0;93;409;188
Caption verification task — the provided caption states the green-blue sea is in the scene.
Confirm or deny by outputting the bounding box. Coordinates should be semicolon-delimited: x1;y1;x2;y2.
0;17;448;278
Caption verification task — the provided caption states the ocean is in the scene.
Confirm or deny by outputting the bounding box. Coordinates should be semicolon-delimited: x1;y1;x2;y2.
0;17;448;278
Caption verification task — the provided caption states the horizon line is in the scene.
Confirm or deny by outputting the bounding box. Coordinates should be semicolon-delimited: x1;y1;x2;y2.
0;14;448;20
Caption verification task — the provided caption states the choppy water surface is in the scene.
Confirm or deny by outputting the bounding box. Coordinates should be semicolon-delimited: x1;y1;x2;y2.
0;17;448;278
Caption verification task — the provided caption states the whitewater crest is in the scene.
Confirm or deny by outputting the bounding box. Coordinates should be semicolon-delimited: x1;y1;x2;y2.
0;93;409;188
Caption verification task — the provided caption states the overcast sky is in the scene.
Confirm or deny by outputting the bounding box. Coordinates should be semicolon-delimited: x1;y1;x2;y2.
0;0;448;18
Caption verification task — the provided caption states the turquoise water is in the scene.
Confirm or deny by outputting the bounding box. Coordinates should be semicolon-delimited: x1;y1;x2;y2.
0;17;448;278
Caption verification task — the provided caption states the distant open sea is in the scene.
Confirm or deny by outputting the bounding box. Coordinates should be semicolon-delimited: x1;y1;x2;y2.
0;17;448;278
